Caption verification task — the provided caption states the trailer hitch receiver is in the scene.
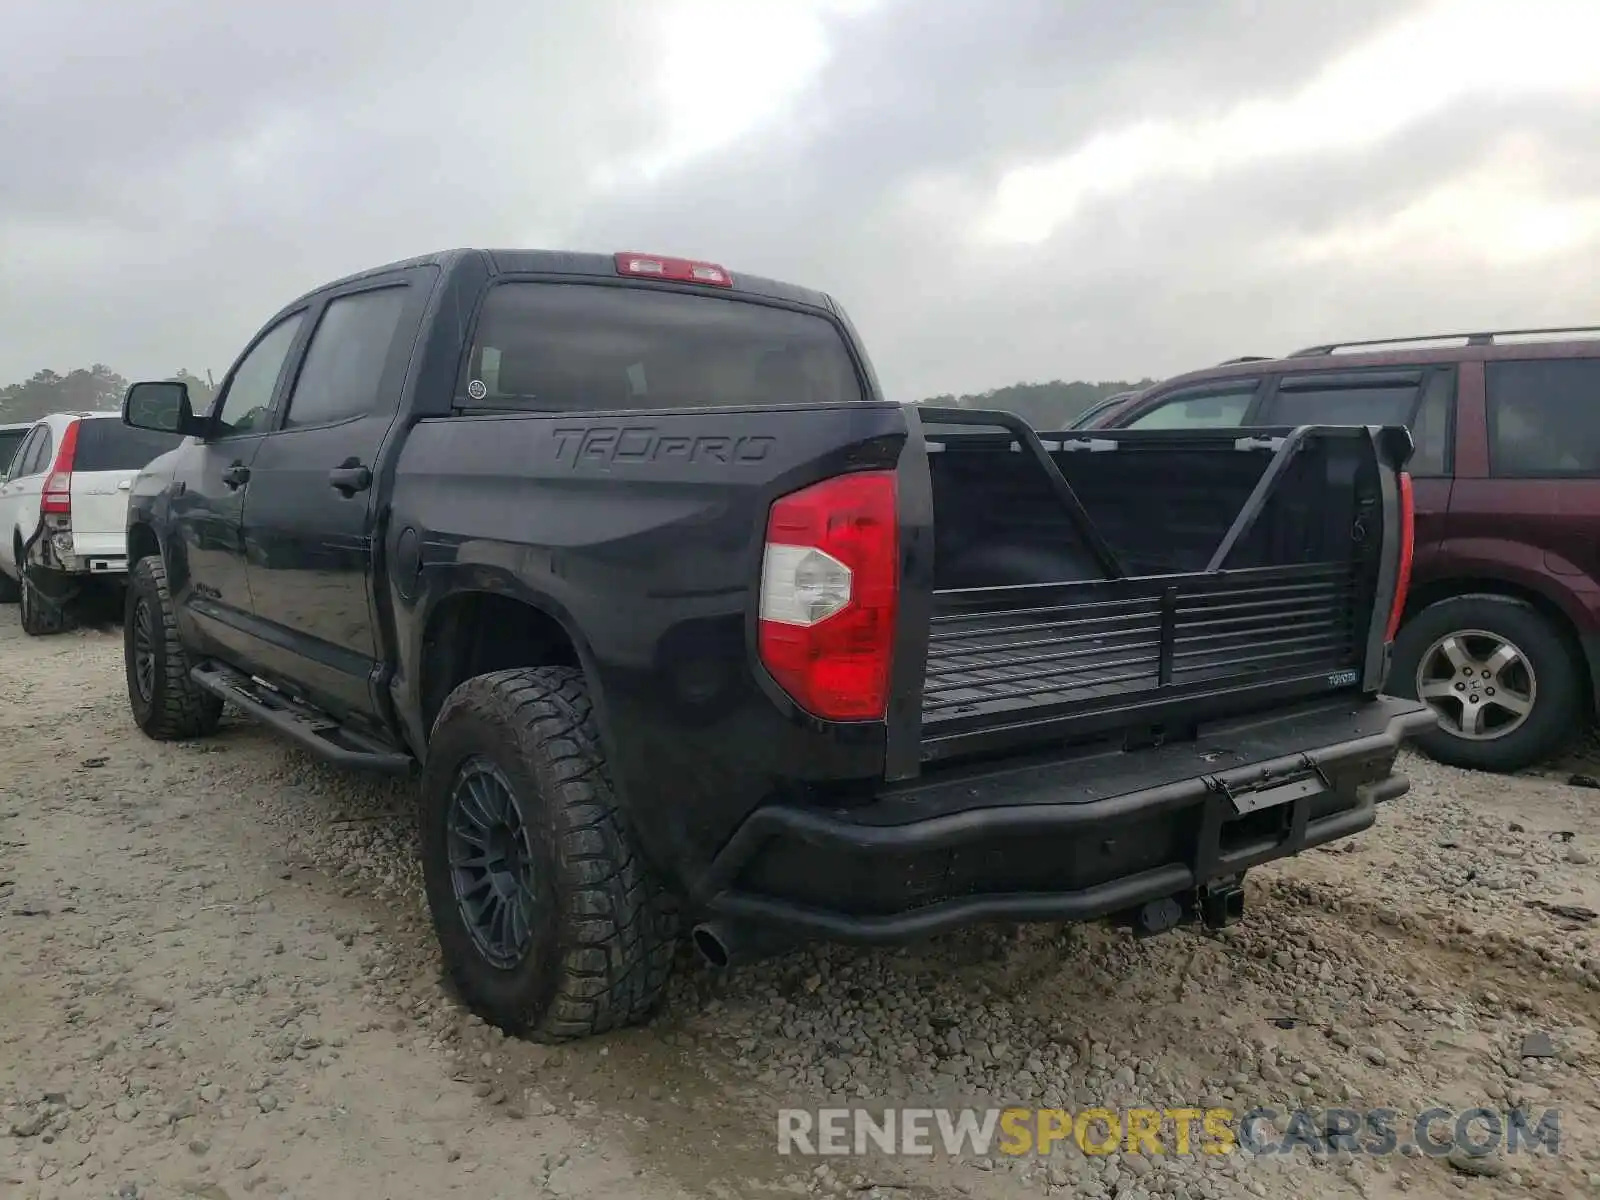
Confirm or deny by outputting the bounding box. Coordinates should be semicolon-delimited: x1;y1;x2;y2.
1200;879;1246;928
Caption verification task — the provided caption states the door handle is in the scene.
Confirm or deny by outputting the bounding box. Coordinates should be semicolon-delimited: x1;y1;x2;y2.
117;480;131;491
221;463;251;489
328;460;373;497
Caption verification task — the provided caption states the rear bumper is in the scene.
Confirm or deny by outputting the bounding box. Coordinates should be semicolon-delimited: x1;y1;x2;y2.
696;694;1436;942
30;531;127;576
42;549;126;576
59;554;127;575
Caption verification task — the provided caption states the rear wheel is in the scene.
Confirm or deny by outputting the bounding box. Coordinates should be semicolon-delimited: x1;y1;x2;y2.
420;667;678;1041
19;565;75;636
124;555;223;739
1389;595;1580;772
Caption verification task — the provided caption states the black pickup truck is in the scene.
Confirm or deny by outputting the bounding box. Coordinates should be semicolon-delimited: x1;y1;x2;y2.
119;248;1434;1040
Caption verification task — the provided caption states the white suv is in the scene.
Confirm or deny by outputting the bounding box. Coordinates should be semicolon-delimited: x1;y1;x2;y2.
0;412;184;634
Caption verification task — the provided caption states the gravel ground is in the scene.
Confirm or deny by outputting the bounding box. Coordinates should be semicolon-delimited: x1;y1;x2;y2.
2;607;1598;1200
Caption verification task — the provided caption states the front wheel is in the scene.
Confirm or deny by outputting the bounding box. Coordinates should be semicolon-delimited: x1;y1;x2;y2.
124;555;223;739
1389;595;1580;773
420;667;678;1041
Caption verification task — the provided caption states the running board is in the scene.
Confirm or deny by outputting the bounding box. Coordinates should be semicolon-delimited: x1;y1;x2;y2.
189;661;413;773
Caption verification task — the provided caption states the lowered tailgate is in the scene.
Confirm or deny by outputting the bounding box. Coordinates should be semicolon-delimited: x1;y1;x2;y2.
898;411;1413;771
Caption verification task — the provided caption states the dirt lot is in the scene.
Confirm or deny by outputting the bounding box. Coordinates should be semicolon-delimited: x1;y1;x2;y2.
2;607;1599;1200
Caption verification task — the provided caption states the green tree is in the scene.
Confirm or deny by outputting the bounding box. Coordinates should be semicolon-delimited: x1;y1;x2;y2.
167;369;217;414
0;364;129;424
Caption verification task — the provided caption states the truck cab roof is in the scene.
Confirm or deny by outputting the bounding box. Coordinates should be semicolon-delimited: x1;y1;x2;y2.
287;248;840;319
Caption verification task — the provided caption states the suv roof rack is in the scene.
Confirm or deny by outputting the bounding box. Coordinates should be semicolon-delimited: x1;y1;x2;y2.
1290;325;1600;356
1218;356;1272;365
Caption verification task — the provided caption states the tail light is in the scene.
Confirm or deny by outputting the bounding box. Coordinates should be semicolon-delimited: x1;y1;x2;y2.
1385;471;1414;642
614;252;733;288
40;419;80;516
757;470;898;720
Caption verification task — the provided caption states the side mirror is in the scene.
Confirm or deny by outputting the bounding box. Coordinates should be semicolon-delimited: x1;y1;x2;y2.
123;381;207;437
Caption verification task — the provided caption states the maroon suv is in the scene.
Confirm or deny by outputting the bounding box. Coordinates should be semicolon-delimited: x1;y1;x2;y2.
1079;327;1600;773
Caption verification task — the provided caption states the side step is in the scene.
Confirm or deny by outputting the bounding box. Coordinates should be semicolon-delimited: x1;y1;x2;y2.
190;661;413;773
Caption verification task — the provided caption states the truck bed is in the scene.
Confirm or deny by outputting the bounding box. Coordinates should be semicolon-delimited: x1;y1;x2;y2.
902;411;1403;768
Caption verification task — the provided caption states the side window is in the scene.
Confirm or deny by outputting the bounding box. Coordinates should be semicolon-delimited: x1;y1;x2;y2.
1261;368;1452;474
1407;370;1454;476
214;314;306;438
282;287;409;428
1261;375;1420;426
9;428;44;477
1487;359;1600;477
23;428;54;477
1125;384;1257;429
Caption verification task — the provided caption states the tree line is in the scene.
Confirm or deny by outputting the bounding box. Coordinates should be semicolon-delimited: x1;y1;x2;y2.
1;365;1147;430
922;379;1153;429
0;367;216;425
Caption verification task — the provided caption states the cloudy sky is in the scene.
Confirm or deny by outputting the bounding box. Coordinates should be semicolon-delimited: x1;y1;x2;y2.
2;0;1597;402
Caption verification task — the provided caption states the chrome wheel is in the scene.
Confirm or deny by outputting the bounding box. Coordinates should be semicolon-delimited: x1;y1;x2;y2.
1415;629;1536;741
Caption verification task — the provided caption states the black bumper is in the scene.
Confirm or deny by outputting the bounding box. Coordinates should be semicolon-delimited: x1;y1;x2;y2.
696;694;1437;942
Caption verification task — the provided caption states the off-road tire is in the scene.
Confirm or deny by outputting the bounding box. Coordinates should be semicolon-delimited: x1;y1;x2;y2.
124;555;223;740
19;564;75;636
420;667;678;1041
1389;594;1580;773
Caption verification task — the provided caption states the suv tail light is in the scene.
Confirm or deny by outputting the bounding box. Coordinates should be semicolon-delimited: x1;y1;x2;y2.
41;418;80;516
1386;471;1414;642
758;470;898;720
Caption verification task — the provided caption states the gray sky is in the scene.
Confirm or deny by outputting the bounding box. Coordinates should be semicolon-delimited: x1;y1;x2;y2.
2;0;1597;402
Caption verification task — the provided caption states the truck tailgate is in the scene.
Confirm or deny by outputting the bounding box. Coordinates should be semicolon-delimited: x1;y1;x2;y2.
904;412;1411;769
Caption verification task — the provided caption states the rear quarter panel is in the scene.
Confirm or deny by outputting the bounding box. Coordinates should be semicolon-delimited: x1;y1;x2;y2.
385;402;915;888
1435;359;1600;636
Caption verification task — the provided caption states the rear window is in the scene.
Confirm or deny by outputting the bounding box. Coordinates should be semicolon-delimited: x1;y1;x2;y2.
461;282;864;412
72;420;185;472
0;429;26;474
1487;358;1600;476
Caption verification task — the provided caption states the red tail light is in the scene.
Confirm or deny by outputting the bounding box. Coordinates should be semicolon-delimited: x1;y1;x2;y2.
614;251;733;288
757;470;898;721
1386;471;1414;642
40;419;80;516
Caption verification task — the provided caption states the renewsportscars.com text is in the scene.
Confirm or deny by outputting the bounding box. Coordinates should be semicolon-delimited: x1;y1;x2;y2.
777;1106;1562;1159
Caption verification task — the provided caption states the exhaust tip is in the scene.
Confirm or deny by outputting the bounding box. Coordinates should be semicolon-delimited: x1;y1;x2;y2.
691;924;731;968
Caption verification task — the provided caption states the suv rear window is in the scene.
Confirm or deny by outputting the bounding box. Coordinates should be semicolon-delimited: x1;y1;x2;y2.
1487;359;1600;476
461;283;863;412
72;420;185;472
